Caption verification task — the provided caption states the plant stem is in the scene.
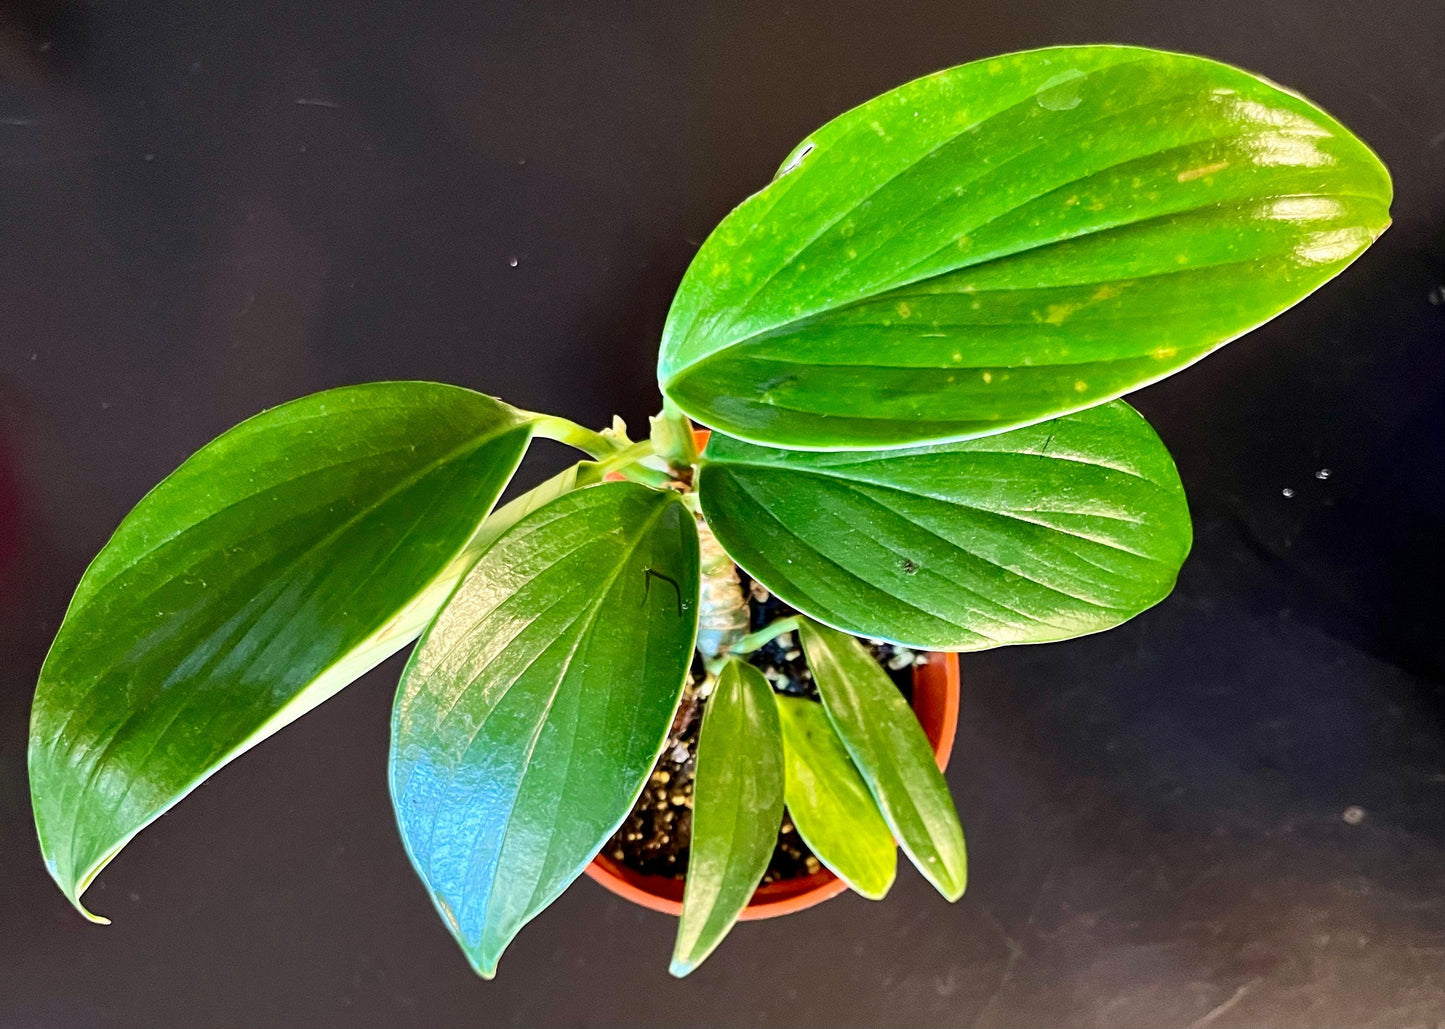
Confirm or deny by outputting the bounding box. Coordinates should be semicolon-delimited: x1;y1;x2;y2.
588;439;670;487
695;519;750;661
729;615;801;656
532;415;627;459
649;398;699;474
592;438;653;471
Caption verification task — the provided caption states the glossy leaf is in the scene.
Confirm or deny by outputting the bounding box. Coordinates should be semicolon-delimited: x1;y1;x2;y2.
391;481;699;979
659;45;1392;449
30;382;536;921
697;401;1191;651
800;620;966;900
671;658;785;977
775;694;896;900
467;460;602;554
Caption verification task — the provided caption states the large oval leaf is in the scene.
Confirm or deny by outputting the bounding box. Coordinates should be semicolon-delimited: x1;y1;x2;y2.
775;694;896;900
391;481;699;979
671;658;784;978
800;620;966;900
697;401;1191;650
30;382;536;922
660;45;1392;449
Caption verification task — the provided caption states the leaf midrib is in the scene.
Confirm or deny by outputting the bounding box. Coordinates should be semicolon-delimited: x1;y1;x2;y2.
406;493;675;963
53;426;530;888
667;182;1382;389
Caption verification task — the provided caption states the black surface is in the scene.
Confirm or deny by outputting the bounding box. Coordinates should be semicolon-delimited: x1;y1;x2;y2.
2;1;1443;1025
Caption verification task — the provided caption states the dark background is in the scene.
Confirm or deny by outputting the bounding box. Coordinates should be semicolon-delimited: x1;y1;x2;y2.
1;1;1443;1025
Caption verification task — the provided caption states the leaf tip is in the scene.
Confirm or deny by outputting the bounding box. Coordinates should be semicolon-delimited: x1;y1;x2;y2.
938;867;968;903
45;853;113;924
65;890;111;925
854;868;897;902
468;949;502;982
668;957;698;979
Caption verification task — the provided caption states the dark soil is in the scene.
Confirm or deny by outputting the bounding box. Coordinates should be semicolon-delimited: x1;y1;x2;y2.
604;573;928;884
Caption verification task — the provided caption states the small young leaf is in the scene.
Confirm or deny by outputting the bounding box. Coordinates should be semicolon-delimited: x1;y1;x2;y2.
775;694;896;900
659;45;1392;450
671;659;785;977
30;382;536;922
391;481;699;979
800;620;967;900
697;401;1191;651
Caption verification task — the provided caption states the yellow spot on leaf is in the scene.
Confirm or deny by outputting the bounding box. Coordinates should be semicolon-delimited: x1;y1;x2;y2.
1177;160;1230;182
1044;302;1082;326
982;371;993;384
1151;346;1179;360
1074;380;1088;392
897;302;912;319
1092;284;1125;301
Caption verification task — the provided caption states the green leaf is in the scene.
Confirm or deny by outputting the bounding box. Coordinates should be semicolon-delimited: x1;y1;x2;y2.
774;694;896;900
659;44;1392;450
697;401;1191;651
799;620;966;900
29;382;536;922
672;658;785;977
467;460;602;554
391;481;699;979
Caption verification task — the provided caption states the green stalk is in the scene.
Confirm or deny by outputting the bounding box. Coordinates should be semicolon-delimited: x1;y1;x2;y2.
592;440;672;488
649;398;699;473
532;415;627;459
729;616;801;656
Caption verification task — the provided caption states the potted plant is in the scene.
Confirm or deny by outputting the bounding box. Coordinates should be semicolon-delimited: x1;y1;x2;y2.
28;44;1390;979
584;427;963;923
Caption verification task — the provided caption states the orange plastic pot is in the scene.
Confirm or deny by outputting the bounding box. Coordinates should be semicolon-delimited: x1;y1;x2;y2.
588;428;962;919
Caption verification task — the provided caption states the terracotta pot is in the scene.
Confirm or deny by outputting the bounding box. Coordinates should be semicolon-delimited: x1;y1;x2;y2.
588;427;962;919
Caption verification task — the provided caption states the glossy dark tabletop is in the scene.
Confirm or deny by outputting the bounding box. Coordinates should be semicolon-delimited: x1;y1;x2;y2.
2;1;1443;1026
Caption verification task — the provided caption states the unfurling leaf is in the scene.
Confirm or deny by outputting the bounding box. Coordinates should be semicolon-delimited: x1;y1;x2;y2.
660;45;1391;450
30;382;536;921
671;659;785;977
698;401;1191;651
775;694;896;900
800;620;966;900
391;481;699;979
